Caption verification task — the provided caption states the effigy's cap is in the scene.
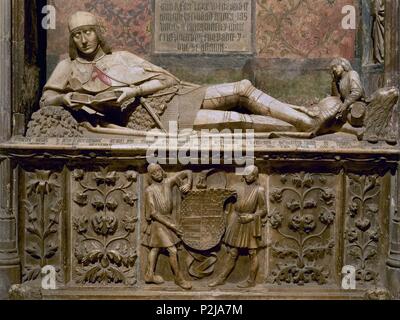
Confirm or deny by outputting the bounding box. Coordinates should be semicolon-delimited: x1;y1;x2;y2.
68;11;99;32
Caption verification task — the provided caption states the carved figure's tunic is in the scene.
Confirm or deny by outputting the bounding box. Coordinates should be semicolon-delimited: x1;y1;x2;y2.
224;183;267;249
331;70;365;107
42;51;206;130
372;0;385;64
142;178;180;248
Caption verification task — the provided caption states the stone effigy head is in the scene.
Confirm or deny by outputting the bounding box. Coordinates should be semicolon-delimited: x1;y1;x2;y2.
68;11;111;59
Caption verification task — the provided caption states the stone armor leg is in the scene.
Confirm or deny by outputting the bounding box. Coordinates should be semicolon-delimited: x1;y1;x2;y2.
202;80;317;132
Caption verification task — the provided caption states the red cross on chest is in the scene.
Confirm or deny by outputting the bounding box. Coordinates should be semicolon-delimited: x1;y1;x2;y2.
91;65;112;86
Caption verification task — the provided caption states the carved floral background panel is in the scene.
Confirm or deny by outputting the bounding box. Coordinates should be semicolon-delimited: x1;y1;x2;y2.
21;169;65;283
256;0;357;59
267;172;338;286
71;167;139;286
47;0;152;60
344;174;388;287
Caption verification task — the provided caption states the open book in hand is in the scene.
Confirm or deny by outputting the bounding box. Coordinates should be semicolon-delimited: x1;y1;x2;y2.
70;91;122;110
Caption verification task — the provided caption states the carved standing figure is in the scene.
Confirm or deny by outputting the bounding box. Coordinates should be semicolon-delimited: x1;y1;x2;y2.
372;0;385;64
209;166;267;288
142;164;193;290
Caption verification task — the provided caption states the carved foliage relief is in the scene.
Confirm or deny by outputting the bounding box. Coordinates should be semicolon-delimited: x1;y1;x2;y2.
22;169;64;283
344;174;383;285
72;167;139;285
17;164;393;293
268;173;337;285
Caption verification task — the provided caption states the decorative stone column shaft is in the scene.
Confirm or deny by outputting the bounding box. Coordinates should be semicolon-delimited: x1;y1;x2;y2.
0;0;20;299
384;0;400;299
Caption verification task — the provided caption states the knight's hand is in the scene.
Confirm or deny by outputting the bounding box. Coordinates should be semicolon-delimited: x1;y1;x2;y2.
115;87;140;104
62;92;80;109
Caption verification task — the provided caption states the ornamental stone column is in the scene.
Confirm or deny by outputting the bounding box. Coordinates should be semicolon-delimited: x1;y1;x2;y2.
0;0;20;300
385;0;400;298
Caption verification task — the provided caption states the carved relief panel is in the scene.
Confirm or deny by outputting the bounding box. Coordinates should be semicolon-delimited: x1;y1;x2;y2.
13;159;395;297
344;173;390;287
267;172;339;286
20;167;66;284
71;166;139;286
139;168;269;289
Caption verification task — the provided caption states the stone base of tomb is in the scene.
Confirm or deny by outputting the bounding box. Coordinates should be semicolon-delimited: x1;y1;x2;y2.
40;287;369;300
1;136;399;300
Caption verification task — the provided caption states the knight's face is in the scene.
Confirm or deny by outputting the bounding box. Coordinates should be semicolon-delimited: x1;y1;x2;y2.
72;27;99;56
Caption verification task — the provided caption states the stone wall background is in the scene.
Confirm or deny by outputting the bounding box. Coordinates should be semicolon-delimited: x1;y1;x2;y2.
46;0;358;105
256;0;356;60
47;0;356;61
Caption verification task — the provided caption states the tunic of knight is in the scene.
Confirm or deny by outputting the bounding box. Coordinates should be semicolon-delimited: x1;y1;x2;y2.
41;11;206;131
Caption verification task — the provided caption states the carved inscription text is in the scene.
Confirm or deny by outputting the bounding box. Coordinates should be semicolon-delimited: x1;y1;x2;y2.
154;0;253;54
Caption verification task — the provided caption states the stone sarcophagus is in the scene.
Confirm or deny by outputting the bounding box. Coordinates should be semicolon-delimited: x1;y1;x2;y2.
1;4;400;300
1;136;399;300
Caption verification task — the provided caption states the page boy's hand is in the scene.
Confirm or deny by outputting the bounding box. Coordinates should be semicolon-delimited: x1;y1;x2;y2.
179;183;191;194
239;214;254;224
170;224;184;237
335;103;348;120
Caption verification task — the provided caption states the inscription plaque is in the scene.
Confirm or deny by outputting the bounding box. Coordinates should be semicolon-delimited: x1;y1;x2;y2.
154;0;254;54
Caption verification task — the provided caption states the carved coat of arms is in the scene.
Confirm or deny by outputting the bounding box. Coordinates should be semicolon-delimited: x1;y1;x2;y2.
179;189;236;251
